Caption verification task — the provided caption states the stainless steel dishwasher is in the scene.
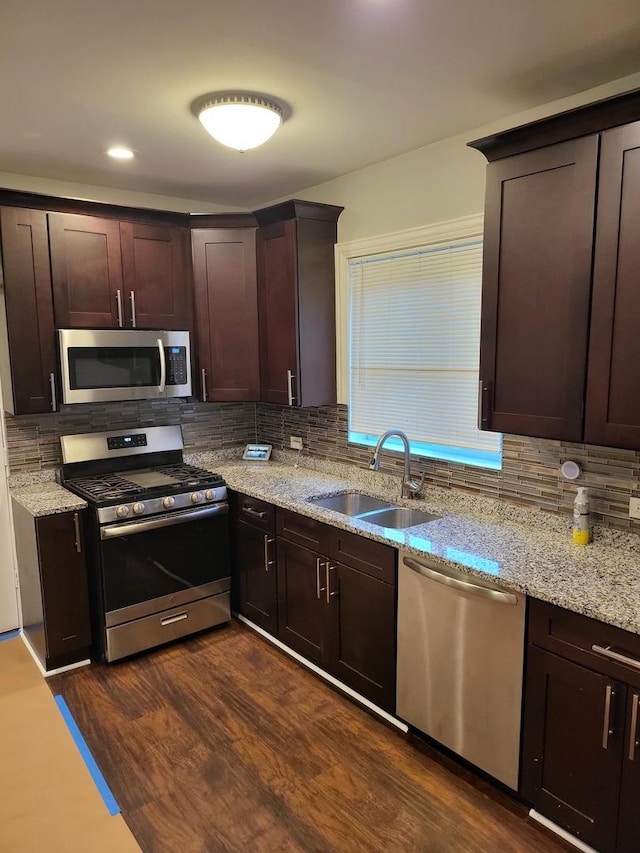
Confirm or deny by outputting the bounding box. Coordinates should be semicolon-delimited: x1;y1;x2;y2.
396;550;526;790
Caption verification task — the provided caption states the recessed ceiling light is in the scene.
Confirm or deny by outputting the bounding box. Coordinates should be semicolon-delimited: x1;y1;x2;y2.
107;146;135;160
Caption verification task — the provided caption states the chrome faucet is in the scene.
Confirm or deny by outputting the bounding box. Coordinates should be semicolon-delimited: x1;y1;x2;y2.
369;429;425;499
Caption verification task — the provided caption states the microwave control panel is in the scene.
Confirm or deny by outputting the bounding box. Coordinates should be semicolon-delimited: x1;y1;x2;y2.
166;346;188;386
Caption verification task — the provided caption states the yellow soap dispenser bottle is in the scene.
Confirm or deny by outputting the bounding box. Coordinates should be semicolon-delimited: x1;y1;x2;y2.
572;486;591;545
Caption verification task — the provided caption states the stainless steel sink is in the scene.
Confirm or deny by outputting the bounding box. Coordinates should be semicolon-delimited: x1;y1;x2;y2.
361;507;440;529
308;491;392;516
307;491;440;529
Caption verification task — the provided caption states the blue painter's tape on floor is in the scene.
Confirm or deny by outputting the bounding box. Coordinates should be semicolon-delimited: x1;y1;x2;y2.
54;694;120;816
0;629;20;642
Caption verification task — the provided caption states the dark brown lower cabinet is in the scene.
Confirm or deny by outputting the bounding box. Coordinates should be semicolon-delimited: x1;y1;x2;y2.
276;538;329;665
12;502;91;671
276;508;397;713
234;519;277;635
522;599;640;853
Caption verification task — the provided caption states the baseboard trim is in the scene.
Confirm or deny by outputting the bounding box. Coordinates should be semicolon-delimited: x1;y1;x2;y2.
529;809;598;853
20;631;90;678
235;613;408;732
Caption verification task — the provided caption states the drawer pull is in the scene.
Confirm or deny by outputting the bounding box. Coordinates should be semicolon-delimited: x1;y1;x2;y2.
592;644;640;672
244;506;267;520
602;685;615;750
161;612;188;627
629;694;639;762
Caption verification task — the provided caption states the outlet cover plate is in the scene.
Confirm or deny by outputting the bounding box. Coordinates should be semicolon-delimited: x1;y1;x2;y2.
290;436;303;450
630;497;640;519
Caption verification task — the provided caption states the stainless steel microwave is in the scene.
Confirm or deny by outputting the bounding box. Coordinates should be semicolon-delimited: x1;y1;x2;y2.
58;329;192;404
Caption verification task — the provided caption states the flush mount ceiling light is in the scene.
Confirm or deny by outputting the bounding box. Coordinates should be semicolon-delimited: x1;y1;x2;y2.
196;93;284;152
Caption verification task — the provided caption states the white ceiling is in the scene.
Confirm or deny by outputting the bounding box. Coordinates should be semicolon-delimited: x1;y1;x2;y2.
3;0;640;209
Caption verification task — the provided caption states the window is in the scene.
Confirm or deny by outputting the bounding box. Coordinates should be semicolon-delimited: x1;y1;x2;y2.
336;215;502;470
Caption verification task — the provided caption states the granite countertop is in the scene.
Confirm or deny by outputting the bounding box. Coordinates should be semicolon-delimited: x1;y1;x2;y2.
187;451;640;636
10;479;87;517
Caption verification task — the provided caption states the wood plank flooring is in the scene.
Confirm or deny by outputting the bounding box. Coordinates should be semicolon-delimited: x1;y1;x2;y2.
49;621;566;853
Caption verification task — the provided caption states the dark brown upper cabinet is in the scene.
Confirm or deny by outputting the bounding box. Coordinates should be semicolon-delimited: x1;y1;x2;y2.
120;221;192;330
255;200;343;408
50;212;192;331
478;137;598;441
49;212;123;328
0;207;57;414
192;222;259;402
585;122;640;448
471;91;640;450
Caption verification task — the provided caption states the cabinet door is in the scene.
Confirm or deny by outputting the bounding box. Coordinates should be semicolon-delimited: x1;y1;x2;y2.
480;136;598;440
235;520;277;634
36;511;91;668
120;222;192;330
327;561;396;712
521;646;624;852
586;122;640;448
49;212;123;327
257;219;299;405
617;689;640;853
192;227;259;401
276;538;328;666
0;207;56;414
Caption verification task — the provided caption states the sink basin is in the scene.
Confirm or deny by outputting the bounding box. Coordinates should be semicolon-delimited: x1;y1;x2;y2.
361;507;440;529
308;491;392;516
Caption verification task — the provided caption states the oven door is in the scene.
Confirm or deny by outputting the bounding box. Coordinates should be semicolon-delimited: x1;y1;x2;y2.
99;503;230;628
58;328;191;404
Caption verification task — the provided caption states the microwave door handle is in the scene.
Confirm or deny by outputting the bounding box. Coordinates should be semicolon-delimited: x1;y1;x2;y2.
157;338;166;393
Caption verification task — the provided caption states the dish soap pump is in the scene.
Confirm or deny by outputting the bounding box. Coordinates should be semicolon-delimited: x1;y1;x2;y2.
572;487;591;545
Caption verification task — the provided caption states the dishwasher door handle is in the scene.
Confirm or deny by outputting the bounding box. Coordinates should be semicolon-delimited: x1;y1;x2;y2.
402;556;518;605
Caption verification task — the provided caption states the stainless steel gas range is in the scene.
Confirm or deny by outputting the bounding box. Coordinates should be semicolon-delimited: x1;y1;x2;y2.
60;425;230;662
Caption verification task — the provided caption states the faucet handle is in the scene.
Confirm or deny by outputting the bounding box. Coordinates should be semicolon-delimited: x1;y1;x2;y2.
405;472;426;498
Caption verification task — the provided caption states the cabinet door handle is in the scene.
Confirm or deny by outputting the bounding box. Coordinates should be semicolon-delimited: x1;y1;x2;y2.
130;290;137;327
287;369;296;406
201;368;207;402
116;289;124;327
629;693;639;762
73;512;82;553
263;535;275;572
478;380;491;429
325;563;338;603
602;684;615;750
316;557;326;599
49;372;57;412
592;644;640;672
244;506;267;520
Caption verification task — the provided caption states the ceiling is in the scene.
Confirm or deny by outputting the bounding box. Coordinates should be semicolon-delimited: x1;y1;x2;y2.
3;0;640;209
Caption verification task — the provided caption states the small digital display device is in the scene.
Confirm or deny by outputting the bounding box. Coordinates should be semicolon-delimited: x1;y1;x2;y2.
242;443;272;461
107;433;148;450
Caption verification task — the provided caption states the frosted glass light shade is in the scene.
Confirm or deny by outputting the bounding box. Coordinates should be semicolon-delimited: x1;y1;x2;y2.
198;95;283;151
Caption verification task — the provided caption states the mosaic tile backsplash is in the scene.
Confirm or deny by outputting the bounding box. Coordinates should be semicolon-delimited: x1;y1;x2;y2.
7;398;640;532
6;399;255;471
255;403;640;533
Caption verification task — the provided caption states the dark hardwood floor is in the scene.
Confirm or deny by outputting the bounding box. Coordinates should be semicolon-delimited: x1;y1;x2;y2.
49;621;566;853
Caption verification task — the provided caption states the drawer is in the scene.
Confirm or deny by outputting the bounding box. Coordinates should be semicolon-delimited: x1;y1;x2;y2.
235;492;276;533
328;526;396;585
529;598;640;689
277;508;331;553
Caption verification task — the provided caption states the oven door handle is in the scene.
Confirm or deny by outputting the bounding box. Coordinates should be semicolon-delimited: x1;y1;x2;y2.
100;503;229;539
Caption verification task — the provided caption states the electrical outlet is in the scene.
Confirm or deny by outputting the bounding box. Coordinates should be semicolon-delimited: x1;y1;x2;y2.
290;436;303;450
629;497;640;519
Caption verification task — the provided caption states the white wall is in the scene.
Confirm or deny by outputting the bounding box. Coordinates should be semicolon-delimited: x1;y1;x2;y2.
284;71;640;243
0;171;245;215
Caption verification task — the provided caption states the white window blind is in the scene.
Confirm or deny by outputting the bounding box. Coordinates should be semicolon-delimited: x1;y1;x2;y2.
348;238;502;469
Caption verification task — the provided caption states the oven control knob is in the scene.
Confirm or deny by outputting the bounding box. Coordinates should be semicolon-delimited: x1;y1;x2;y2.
204;489;215;501
191;491;203;504
116;505;130;518
133;502;145;515
163;496;175;509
